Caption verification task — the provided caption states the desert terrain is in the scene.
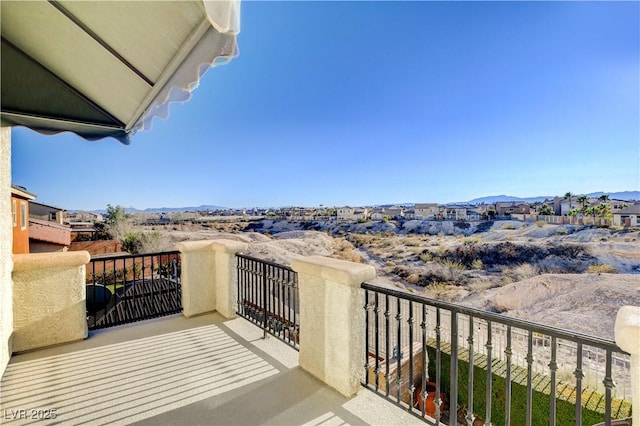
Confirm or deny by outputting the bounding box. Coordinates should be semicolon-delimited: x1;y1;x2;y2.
138;219;640;339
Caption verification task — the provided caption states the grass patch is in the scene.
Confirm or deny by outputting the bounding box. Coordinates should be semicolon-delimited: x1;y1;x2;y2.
587;264;619;274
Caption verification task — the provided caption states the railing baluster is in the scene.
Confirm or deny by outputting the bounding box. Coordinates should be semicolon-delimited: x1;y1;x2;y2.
451;310;459;426
364;289;370;388
262;260;268;338
549;336;558;425
467;315;475;426
385;294;390;398
408;301;415;412
435;307;442;424
485;320;493;426
574;342;584;425
375;291;380;392
420;303;427;418
505;325;512;425
604;349;614;426
396;297;402;404
526;330;534;426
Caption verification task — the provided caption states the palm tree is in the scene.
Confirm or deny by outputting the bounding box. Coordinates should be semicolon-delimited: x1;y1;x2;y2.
598;194;610;203
576;195;590;214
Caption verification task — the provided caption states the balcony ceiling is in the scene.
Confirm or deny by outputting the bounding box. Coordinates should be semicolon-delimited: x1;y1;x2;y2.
0;0;238;144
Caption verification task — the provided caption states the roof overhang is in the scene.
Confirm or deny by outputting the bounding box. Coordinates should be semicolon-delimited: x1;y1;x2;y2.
1;0;239;144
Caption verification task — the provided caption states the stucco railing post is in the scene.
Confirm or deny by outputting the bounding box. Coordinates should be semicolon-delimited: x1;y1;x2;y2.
291;256;376;397
615;306;640;426
12;251;90;352
1;126;12;376
177;239;247;318
210;240;247;319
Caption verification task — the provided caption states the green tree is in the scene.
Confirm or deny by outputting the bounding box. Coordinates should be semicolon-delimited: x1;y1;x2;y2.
537;204;554;216
598;194;610;203
576;195;590;214
104;204;130;241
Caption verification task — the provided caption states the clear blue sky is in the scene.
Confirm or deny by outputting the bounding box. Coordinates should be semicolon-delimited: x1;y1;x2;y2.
11;1;640;210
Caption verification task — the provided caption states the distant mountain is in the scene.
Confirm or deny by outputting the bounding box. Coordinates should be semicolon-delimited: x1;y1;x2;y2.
82;191;639;214
464;195;550;205
465;191;640;205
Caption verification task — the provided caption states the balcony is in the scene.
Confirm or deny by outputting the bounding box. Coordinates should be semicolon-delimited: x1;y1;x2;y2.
2;239;638;425
1;312;418;425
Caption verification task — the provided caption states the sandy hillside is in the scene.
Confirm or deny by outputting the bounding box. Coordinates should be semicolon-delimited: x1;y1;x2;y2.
134;220;640;337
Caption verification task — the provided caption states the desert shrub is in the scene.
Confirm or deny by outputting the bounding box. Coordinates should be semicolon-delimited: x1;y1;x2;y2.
471;259;484;270
502;222;516;230
587;264;619;274
535;221;546;227
419;252;434;262
502;264;540;283
463;236;481;244
548;243;587;258
439;259;466;271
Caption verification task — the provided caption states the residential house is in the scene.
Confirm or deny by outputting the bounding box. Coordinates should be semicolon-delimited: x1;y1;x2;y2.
443;205;468;220
495;202;531;216
30;200;66;224
337;207;369;221
10;185;36;254
67;211;104;223
414;203;439;220
613;204;640;227
28;200;71;252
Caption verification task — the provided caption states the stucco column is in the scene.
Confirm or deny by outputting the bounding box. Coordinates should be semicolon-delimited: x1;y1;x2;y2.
211;240;247;319
12;251;90;352
1;126;12;376
291;256;376;397
615;306;640;426
177;239;247;318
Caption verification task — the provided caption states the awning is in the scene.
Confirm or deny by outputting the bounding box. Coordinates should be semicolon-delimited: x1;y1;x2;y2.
1;1;239;144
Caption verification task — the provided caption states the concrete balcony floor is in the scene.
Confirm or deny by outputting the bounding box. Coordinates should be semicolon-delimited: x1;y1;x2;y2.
1;313;419;426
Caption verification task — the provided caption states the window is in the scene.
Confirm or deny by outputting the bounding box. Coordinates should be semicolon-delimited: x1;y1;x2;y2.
20;201;27;230
12;199;17;227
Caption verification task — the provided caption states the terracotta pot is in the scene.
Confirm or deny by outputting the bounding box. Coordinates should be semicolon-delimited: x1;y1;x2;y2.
412;381;445;417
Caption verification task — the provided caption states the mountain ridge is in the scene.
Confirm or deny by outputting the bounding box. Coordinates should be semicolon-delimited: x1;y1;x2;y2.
79;191;640;214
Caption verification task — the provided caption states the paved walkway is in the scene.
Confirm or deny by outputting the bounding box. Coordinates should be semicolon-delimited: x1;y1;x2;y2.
1;313;419;426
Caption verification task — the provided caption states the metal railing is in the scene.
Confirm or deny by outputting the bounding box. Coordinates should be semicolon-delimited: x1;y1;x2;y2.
86;251;182;330
236;253;299;350
361;282;631;426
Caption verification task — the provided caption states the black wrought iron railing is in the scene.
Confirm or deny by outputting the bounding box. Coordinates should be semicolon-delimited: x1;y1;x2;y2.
361;282;632;426
86;251;182;330
236;253;299;350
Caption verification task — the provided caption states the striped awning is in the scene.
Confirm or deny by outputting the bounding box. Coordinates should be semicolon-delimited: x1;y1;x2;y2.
1;1;239;144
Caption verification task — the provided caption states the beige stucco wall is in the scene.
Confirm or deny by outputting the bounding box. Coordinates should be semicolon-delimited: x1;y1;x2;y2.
1;127;12;376
292;255;376;397
12;251;90;352
211;240;247;318
177;239;247;318
615;306;640;426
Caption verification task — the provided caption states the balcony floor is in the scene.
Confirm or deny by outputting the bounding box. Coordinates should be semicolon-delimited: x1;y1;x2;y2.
1;313;419;425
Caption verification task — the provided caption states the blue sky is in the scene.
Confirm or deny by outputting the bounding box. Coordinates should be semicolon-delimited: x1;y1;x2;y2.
11;1;640;210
